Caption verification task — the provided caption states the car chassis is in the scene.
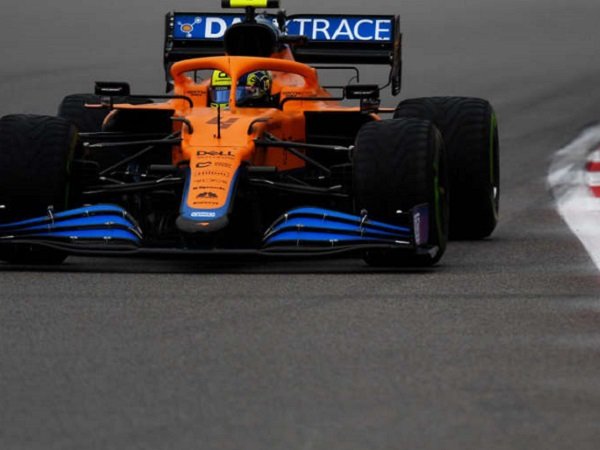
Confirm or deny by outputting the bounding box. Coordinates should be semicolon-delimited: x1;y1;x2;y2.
0;0;499;266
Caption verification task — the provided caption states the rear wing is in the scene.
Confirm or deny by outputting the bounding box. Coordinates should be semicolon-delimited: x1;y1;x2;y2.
164;12;402;95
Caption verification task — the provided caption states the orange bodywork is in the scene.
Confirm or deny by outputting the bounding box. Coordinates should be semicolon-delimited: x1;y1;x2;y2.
115;54;368;224
110;51;377;229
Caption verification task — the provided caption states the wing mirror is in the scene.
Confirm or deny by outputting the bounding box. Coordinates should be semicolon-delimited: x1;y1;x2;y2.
345;84;381;113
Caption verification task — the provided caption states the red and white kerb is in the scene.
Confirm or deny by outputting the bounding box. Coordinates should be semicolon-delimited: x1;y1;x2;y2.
586;148;600;197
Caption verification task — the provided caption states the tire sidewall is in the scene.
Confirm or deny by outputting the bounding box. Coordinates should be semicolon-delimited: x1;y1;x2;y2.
394;96;499;239
353;118;448;266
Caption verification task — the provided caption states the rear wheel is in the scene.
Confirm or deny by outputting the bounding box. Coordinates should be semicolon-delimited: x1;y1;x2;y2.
58;94;155;133
58;93;109;132
0;115;77;264
353;118;449;266
394;97;499;239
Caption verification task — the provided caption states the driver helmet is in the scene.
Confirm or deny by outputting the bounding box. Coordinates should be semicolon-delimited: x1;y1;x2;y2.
209;70;232;109
236;70;272;106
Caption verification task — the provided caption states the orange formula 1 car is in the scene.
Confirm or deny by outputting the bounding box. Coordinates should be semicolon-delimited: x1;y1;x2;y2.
0;0;499;266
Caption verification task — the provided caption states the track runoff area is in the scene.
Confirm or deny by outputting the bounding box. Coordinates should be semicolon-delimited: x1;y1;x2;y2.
549;123;600;270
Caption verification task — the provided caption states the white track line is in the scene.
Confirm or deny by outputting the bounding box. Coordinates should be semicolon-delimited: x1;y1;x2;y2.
548;124;600;270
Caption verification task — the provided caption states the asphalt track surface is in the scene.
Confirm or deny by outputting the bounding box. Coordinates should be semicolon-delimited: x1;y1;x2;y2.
1;1;600;449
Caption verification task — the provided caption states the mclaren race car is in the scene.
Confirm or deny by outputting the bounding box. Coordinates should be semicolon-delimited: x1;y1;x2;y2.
0;0;499;266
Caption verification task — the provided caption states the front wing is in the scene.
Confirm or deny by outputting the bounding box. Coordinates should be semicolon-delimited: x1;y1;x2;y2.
0;204;434;259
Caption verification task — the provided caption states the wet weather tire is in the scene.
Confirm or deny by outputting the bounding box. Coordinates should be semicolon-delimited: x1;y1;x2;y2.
353;118;449;267
394;97;499;239
58;94;154;133
0;115;77;264
58;94;109;132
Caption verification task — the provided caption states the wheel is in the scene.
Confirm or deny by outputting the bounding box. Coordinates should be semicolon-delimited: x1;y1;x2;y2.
58;94;154;133
0;115;77;264
58;93;109;132
394;97;499;239
353;118;449;267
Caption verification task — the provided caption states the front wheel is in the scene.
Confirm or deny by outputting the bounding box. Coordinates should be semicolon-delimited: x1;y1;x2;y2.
0;115;77;264
394;97;499;239
353;118;449;267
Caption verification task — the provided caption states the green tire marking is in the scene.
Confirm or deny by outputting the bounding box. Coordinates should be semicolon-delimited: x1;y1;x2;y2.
489;112;499;220
489;112;497;186
433;145;443;246
63;131;78;209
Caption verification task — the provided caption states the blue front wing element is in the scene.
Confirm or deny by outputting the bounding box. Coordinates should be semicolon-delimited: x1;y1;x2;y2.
263;207;419;250
0;205;142;250
0;204;428;257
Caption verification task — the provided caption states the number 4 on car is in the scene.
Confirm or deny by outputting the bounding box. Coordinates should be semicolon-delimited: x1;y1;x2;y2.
0;0;499;266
